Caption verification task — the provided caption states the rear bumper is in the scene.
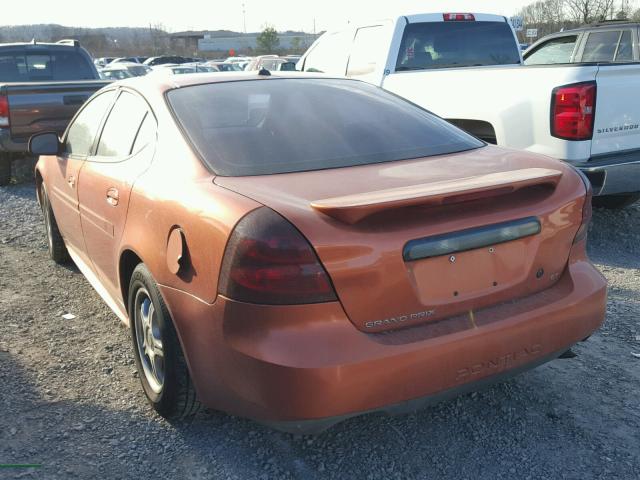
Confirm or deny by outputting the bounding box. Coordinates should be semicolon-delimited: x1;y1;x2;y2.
0;128;28;153
159;248;607;432
575;150;640;196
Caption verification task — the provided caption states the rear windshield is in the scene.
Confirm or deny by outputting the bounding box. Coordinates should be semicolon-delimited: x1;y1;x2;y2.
0;50;95;81
396;21;521;71
167;78;484;176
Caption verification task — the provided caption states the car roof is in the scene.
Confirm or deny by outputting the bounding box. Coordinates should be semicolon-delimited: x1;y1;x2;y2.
0;41;85;51
559;21;640;34
117;71;345;97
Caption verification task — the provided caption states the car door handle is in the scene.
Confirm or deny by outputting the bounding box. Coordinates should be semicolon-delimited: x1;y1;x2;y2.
67;175;75;188
106;188;119;206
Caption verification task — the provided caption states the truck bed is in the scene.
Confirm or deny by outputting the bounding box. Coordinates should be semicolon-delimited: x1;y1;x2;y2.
0;80;110;152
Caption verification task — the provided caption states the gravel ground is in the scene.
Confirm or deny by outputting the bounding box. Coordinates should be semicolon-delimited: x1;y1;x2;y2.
1;181;639;480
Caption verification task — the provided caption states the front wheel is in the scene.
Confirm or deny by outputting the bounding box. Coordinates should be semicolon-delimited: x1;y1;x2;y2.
128;263;200;419
592;193;640;209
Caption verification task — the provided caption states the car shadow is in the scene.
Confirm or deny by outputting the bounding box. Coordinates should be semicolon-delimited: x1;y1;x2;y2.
588;204;640;270
4;344;627;479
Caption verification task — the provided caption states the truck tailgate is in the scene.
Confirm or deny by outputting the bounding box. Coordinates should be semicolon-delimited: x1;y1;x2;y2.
591;64;640;157
2;80;109;140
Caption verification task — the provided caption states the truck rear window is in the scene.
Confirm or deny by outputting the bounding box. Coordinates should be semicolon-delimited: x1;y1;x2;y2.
396;21;521;71
167;78;484;176
0;50;95;82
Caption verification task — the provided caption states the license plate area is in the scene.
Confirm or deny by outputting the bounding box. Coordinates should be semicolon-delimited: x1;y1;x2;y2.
403;217;541;305
407;241;531;306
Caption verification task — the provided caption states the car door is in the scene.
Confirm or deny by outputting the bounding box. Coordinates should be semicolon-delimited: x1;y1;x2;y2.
46;89;117;259
77;89;157;300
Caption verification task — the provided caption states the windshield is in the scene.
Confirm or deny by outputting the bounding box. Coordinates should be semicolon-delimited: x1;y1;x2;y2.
396;21;521;71
167;78;484;176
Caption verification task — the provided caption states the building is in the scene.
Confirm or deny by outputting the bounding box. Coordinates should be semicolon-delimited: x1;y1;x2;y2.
169;30;317;55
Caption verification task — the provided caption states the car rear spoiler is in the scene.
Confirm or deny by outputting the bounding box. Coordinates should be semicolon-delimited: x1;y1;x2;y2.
310;168;562;224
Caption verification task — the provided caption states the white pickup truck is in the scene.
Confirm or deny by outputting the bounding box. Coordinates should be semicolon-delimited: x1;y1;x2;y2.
298;13;640;208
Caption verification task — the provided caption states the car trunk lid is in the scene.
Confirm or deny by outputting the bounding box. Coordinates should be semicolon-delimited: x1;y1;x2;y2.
215;146;586;333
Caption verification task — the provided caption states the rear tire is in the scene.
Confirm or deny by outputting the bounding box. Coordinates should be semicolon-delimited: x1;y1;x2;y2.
592;193;640;209
40;184;70;264
128;263;201;420
0;154;11;186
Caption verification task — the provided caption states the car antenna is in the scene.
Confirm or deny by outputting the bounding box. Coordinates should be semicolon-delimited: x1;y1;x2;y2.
258;68;271;76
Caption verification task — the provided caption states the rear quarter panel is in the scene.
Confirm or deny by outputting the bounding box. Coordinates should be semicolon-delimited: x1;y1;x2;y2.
118;109;260;305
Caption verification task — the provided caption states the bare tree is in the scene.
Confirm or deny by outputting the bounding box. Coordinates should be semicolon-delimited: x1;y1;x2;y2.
565;0;616;23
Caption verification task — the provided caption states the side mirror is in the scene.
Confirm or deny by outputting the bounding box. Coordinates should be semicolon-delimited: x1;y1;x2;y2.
29;132;61;156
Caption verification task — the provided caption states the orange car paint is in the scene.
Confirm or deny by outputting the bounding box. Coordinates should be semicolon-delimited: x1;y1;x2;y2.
35;73;607;431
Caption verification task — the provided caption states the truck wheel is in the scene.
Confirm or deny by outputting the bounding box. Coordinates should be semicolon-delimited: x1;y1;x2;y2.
592;193;640;209
128;263;201;420
41;184;70;264
0;154;11;186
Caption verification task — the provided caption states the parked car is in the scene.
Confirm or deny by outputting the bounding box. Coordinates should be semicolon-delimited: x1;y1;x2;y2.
111;56;146;65
245;55;287;71
205;61;243;72
282;54;301;62
0;39;108;184
224;56;253;64
523;20;640;66
143;55;189;66
149;64;214;75
299;13;640;208
94;56;116;68
31;72;606;432
277;61;297;71
99;63;151;80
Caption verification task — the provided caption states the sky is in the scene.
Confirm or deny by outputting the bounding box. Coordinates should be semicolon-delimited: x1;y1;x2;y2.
2;0;535;33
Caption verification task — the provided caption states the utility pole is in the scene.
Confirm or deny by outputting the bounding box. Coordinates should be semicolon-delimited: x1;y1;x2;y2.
622;0;629;18
242;3;247;34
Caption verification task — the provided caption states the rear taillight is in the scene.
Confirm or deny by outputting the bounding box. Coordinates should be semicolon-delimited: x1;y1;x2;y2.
218;207;337;305
443;13;475;21
551;82;596;141
0;94;9;128
572;168;593;245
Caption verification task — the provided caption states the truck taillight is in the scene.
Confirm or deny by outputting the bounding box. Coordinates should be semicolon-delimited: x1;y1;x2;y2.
218;207;337;305
551;82;596;141
443;13;475;21
0;94;9;127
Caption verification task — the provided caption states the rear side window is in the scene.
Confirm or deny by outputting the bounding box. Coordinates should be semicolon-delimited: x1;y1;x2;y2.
96;91;150;159
131;113;157;155
0;50;95;82
167;78;483;176
396;21;520;71
615;31;633;61
302;32;349;74
582;31;622;62
347;25;385;76
524;36;577;65
65;90;116;156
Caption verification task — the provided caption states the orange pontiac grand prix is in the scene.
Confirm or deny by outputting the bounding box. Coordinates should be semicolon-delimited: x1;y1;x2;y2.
30;72;607;433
